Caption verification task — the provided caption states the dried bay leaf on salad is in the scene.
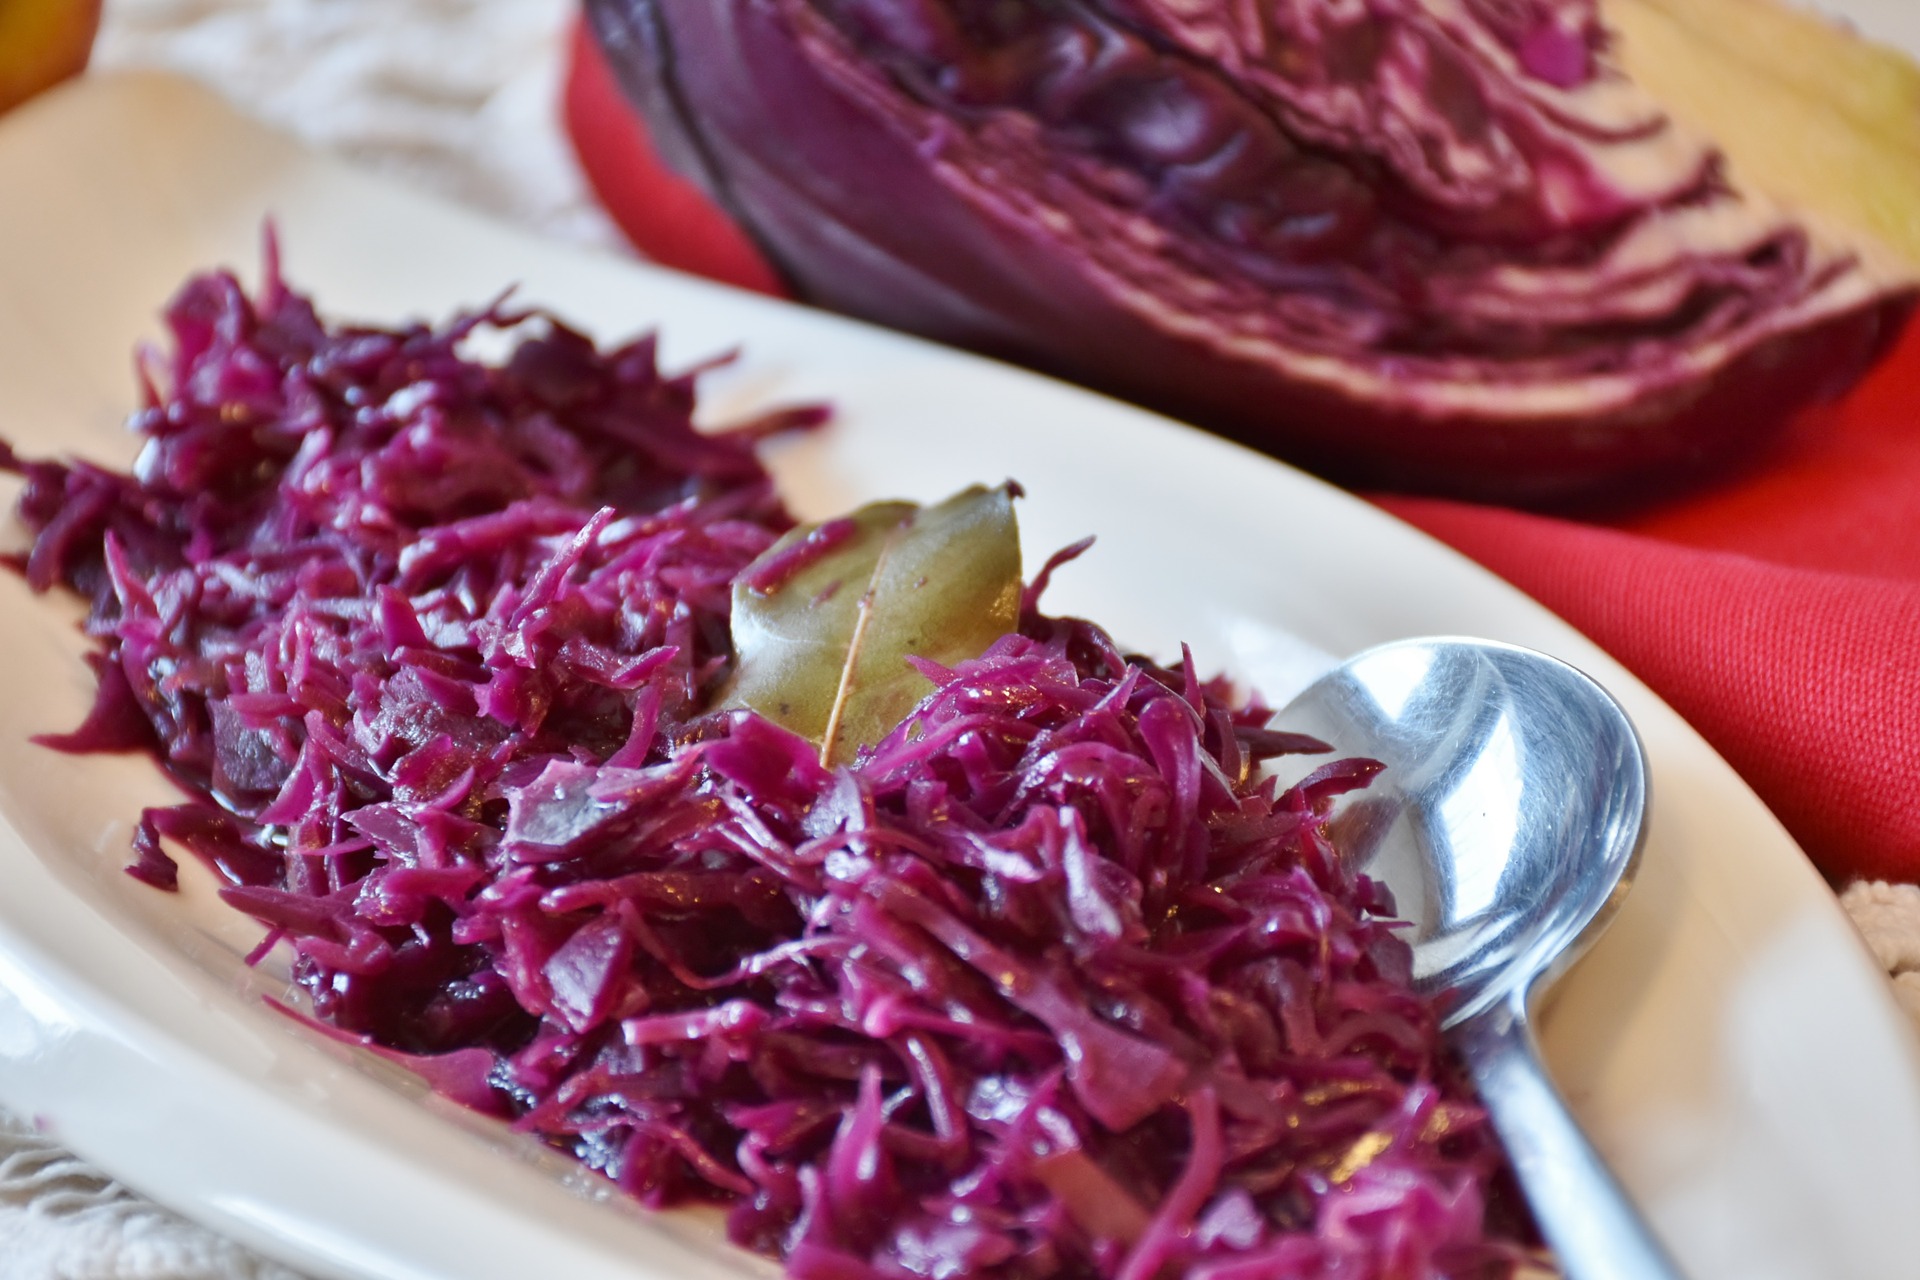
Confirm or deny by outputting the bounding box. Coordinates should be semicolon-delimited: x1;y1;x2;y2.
721;483;1022;763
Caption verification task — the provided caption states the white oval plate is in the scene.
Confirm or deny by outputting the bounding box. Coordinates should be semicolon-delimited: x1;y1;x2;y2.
1;70;1918;1280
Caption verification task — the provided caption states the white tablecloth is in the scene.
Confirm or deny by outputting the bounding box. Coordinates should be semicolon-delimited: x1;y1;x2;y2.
94;0;621;252
7;0;1920;1275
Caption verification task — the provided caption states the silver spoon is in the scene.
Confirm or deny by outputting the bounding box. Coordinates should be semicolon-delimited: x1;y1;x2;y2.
1272;637;1683;1280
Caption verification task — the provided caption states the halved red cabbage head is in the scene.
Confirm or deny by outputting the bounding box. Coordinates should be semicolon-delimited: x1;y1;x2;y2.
5;254;1542;1278
583;0;1915;503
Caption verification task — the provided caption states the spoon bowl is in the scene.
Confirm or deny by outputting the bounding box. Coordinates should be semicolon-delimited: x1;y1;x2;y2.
1274;637;1682;1280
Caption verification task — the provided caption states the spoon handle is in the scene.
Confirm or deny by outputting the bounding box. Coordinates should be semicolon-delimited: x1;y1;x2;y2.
1453;995;1687;1280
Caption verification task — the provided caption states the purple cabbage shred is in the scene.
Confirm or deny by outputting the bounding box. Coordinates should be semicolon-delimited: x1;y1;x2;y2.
4;251;1541;1278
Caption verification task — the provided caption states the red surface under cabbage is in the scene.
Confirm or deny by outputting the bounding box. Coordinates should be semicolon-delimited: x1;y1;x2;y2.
3;256;1538;1278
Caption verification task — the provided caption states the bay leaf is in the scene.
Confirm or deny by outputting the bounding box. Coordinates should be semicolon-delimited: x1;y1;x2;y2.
721;484;1023;765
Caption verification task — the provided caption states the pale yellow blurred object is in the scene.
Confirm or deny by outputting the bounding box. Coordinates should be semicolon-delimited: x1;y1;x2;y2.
1608;0;1920;275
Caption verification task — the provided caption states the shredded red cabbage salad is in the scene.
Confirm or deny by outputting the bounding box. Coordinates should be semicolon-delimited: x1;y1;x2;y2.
3;255;1540;1279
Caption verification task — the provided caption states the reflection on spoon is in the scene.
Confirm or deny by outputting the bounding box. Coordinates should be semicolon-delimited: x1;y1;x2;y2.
1273;637;1685;1280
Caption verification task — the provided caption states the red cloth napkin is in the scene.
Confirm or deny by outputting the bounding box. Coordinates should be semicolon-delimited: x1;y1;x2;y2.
562;22;1920;886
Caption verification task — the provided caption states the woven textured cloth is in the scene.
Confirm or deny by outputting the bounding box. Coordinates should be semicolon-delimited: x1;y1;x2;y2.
0;1112;300;1280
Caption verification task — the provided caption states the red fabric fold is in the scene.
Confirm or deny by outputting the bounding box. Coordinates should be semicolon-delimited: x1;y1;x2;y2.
562;18;783;295
1377;325;1920;884
561;19;1920;885
1377;498;1920;884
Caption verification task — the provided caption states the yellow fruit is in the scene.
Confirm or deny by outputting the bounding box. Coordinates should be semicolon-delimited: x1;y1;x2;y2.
0;0;100;117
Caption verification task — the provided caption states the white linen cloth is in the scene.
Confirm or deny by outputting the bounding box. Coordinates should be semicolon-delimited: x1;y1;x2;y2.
4;0;1920;1275
93;0;622;254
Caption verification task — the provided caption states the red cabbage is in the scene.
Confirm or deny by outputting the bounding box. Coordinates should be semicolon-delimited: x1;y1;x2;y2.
582;0;1915;504
5;252;1543;1278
